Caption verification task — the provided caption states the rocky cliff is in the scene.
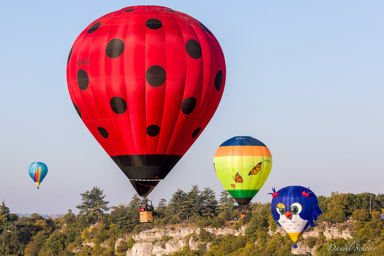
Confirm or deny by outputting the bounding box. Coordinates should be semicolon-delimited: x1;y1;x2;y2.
110;222;352;256
121;224;246;256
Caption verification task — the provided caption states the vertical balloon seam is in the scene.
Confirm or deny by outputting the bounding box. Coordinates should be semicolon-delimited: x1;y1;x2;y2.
194;29;213;138
157;11;183;155
163;13;188;156
240;145;245;193
40;166;44;182
251;147;260;192
229;145;235;194
35;165;39;183
38;167;42;183
192;23;213;136
248;147;256;197
87;16;113;154
197;31;224;140
260;154;269;191
154;9;168;155
143;6;149;155
107;12;131;156
240;146;246;196
125;10;142;156
253;147;265;193
248;146;256;200
176;16;204;153
261;147;272;189
121;9;138;156
190;17;215;147
115;10;133;156
248;147;255;195
75;21;100;140
68;29;89;122
187;17;222;148
189;18;205;139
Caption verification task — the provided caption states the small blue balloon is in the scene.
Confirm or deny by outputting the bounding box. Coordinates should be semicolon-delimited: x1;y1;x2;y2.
28;162;48;189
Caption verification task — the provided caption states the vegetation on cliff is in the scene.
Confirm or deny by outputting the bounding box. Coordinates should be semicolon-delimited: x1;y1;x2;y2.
0;187;383;255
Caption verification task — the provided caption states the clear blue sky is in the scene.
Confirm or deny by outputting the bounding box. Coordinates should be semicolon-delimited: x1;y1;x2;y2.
0;0;383;214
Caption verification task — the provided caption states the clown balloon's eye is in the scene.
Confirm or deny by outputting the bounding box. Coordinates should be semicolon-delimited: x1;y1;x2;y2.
290;202;302;215
276;203;286;215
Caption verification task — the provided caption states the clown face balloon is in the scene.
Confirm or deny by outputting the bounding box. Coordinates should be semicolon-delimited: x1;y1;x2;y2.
271;186;322;248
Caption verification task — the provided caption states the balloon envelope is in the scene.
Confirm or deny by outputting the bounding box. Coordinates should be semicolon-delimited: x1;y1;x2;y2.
67;6;226;196
28;162;48;189
214;136;272;209
270;186;322;248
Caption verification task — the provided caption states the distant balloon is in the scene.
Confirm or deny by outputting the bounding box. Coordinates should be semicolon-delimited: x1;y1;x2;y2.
214;136;272;209
67;6;226;197
270;186;322;248
28;162;48;189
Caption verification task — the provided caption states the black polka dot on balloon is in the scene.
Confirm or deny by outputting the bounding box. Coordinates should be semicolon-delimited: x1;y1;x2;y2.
146;65;166;87
146;125;160;137
88;22;101;34
73;102;81;118
97;127;108;138
181;97;196;115
192;127;201;139
106;39;124;58
77;69;89;91
67;47;72;64
215;70;223;91
199;22;212;35
186;39;202;59
146;19;162;29
124;9;135;12
110;97;127;114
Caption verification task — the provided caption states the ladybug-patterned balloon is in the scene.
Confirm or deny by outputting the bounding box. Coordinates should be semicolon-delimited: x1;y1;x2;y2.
67;6;226;197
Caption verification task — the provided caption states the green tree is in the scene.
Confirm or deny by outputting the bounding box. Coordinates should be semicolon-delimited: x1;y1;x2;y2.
167;189;186;219
24;240;40;256
109;195;140;235
181;185;201;220
200;188;217;218
323;193;348;222
40;231;67;256
0;217;39;255
0;201;10;217
154;198;167;220
352;208;370;221
76;187;110;224
217;190;235;219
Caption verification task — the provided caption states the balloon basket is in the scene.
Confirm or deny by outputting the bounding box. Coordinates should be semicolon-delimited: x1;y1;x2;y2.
139;199;154;223
140;211;153;223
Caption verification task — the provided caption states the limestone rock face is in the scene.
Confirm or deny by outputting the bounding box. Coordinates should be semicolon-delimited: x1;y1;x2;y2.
122;224;244;256
119;222;353;256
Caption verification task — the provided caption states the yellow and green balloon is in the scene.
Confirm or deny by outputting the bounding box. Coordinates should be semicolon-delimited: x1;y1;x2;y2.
214;136;272;209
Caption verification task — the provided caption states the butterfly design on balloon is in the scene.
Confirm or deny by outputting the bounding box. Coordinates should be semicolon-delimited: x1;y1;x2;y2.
233;162;263;184
248;162;262;176
233;172;243;183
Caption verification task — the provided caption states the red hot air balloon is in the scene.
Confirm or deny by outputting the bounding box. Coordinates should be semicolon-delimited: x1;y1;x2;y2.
67;6;226;197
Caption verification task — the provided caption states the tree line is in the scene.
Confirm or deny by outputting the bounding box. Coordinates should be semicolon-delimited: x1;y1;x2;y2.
0;186;383;255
